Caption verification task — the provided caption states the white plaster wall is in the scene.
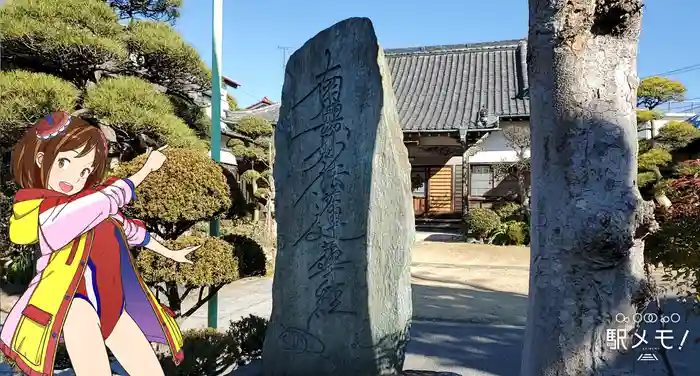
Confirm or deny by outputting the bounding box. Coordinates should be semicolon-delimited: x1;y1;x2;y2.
637;113;697;140
205;90;233;162
203;90;231;119
209;148;237;166
470;124;530;164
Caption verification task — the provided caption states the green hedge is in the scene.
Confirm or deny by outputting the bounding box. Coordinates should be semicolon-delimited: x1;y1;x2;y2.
464;208;500;240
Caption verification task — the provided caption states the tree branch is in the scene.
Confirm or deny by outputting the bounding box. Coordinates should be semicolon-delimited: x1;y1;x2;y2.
180;286;195;302
179;284;225;319
152;284;168;296
221;128;269;149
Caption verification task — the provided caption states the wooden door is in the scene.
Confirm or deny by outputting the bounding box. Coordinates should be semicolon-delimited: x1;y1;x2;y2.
428;166;453;213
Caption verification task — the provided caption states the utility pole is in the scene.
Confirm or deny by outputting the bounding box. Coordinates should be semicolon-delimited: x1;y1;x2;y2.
278;46;292;75
208;0;223;330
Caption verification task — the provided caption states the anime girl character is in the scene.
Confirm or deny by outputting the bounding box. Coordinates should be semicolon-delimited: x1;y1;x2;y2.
0;112;197;376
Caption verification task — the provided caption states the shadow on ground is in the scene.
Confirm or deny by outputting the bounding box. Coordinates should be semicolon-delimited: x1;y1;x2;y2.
406;284;700;376
411;278;527;326
405;282;527;375
420;234;465;243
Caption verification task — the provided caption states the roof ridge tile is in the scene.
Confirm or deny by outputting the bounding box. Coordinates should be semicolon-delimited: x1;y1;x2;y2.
384;39;526;57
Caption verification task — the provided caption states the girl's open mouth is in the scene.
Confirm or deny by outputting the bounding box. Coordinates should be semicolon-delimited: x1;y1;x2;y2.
59;181;73;193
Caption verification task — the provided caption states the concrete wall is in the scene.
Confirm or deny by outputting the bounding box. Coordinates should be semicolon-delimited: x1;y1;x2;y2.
204;91;236;165
203;90;231;119
637;113;697;140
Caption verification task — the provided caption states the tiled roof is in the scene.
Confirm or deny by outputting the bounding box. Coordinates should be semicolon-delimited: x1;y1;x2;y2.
385;39;530;131
225;39;530;131
224;103;280;124
246;97;275;110
688;115;700;128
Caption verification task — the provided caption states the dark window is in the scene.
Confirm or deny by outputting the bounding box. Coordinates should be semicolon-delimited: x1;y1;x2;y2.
412;170;426;197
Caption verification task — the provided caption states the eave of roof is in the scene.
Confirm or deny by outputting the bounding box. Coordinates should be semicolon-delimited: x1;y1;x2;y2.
223;76;241;88
245;97;275;110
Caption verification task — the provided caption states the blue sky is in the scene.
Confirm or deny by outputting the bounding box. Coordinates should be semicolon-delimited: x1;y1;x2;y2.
175;0;700;110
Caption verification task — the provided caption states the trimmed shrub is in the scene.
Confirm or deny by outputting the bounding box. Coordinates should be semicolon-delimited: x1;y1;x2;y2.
159;315;268;376
170;94;211;138
0;188;36;286
160;328;239;376
227;314;267;364
137;235;239;287
657;121;700;150
638;148;673;172
636;109;662;124
493;202;522;221
464;208;500;240
0;0;126;83
112;148;231;237
227;116;273;161
505;221;529;246
136;234;239;320
638;139;652;154
222;234;267;278
0;70;79;146
125;21;210;93
191;219;275;274
489;220;528;246
108;0;183;23
84;76;206;150
54;342;73;370
637;171;658;189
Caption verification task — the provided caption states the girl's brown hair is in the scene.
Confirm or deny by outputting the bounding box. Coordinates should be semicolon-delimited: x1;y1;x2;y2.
10;112;109;190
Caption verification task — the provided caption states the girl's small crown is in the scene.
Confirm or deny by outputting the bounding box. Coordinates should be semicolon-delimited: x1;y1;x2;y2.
36;112;72;140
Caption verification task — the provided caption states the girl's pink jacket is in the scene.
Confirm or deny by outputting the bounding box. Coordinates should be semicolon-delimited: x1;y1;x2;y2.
0;178;184;376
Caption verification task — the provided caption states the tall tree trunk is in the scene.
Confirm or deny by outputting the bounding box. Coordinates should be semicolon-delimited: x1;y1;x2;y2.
523;1;655;375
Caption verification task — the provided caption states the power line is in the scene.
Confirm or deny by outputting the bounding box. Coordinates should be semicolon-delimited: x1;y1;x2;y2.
642;63;700;78
237;87;260;102
660;96;700;110
671;103;700;113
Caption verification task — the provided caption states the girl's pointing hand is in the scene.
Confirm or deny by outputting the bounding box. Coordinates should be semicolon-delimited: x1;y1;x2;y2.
169;245;199;264
144;144;168;172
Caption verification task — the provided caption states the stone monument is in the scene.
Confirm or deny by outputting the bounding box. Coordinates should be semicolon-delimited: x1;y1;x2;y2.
262;17;414;376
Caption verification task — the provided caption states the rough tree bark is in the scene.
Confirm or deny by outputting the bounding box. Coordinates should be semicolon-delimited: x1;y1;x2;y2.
522;1;656;375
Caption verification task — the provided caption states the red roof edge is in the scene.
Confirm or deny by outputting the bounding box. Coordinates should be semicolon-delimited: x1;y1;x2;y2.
222;76;241;88
245;97;275;110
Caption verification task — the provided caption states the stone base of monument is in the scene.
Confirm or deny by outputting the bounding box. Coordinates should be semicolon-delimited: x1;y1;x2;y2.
229;361;461;376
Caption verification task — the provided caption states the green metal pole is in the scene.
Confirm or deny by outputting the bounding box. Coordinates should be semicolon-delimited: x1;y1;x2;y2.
208;0;223;329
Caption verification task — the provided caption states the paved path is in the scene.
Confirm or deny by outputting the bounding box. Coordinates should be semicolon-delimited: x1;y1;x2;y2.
182;239;532;330
179;238;532;375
